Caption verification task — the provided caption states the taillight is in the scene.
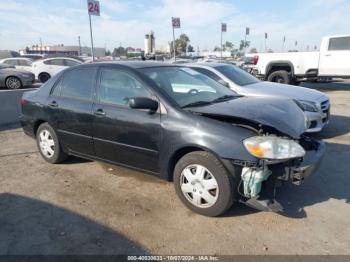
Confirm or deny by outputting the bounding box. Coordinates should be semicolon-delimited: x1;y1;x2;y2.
253;55;259;65
20;97;25;107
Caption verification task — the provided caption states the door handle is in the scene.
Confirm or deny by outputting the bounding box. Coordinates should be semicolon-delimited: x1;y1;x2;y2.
94;109;106;116
325;54;332;57
48;100;58;108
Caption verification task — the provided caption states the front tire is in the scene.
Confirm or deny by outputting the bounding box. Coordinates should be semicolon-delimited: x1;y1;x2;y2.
36;123;68;164
5;76;22;89
174;151;235;216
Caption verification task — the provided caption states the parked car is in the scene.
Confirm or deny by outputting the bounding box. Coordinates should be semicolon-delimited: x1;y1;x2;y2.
21;54;47;61
0;50;20;59
0;64;35;89
0;57;33;72
186;63;330;133
249;34;350;84
31;57;82;83
20;62;325;216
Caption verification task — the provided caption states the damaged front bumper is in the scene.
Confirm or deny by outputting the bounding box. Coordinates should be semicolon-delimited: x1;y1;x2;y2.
290;140;326;185
237;138;326;212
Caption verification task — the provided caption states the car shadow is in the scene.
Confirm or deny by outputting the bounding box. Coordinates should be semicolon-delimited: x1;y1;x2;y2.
63;155;92;164
300;80;350;91
0;123;20;132
309;114;350;139
0;193;148;255
276;140;350;219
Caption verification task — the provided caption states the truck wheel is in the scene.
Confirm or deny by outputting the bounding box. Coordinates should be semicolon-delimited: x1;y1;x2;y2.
173;151;235;217
267;70;292;84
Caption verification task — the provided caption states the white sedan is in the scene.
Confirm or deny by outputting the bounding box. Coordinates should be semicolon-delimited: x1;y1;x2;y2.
32;57;82;83
0;57;33;72
186;63;330;133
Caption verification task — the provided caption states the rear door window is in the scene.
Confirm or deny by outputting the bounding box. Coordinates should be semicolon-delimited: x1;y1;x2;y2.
19;60;31;66
60;68;96;101
328;37;350;51
65;59;80;67
45;59;65;66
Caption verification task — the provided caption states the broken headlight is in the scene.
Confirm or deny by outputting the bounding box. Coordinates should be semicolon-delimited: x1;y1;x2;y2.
243;136;305;160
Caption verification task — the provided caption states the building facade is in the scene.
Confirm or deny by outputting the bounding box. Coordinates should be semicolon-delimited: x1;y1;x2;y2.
20;45;106;57
144;32;155;55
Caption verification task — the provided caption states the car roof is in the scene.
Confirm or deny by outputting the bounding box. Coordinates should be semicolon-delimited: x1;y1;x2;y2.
95;61;178;69
0;57;31;61
186;62;225;68
44;57;81;61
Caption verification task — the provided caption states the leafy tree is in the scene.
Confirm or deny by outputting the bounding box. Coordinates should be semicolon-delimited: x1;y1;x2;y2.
105;50;111;56
213;46;221;51
169;33;190;54
239;40;250;51
187;44;194;52
112;46;127;57
249;48;258;53
223;41;234;51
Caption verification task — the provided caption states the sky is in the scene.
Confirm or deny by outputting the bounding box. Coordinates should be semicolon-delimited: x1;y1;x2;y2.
0;0;350;52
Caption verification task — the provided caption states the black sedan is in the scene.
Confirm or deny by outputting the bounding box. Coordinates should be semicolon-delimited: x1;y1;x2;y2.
20;62;325;216
0;64;35;89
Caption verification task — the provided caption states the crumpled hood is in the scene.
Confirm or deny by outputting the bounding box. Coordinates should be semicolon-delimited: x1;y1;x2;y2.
241;81;326;101
187;96;307;138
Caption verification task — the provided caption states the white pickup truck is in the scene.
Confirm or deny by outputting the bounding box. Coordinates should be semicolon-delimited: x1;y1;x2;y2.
248;35;350;84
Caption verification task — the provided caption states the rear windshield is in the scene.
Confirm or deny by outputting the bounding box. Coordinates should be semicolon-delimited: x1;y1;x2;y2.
214;65;259;86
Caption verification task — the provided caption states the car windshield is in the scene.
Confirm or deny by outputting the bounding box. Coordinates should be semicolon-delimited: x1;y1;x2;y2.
214;64;259;86
140;67;238;108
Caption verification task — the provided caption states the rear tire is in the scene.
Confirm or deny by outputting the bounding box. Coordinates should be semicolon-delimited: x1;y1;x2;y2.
5;76;22;89
267;70;292;84
39;73;50;83
36;123;68;164
173;151;235;216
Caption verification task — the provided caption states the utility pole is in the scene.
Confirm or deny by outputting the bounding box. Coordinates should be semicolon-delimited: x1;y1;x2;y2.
221;23;227;61
88;14;95;61
87;0;100;62
78;36;82;56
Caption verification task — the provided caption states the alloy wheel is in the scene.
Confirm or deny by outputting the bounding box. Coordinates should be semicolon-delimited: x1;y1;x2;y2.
6;77;21;89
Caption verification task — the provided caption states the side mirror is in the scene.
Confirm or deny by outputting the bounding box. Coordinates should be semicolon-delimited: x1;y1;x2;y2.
129;97;159;112
218;79;230;88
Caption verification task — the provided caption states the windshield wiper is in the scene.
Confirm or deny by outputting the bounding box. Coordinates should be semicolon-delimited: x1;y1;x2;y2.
181;101;212;108
211;95;238;103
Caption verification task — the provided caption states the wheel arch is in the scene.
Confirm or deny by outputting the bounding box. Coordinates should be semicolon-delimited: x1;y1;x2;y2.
33;119;48;136
166;145;225;181
266;61;295;79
